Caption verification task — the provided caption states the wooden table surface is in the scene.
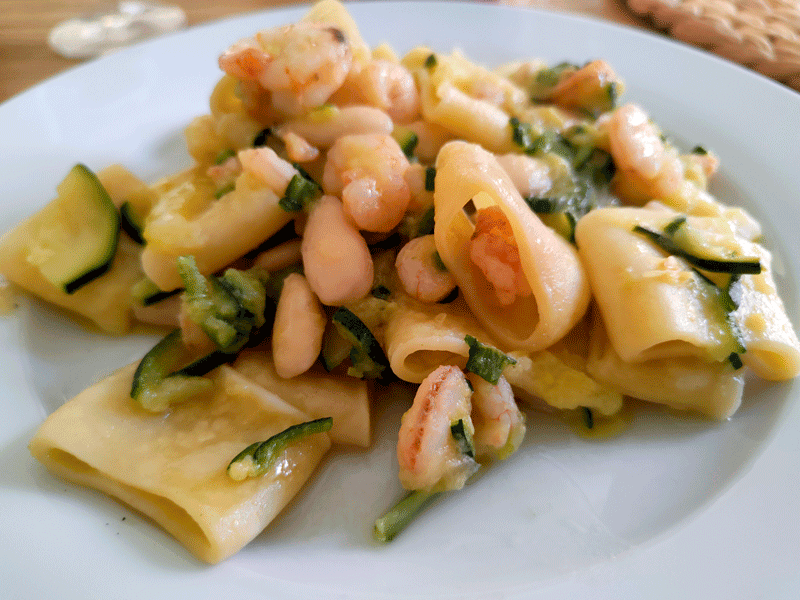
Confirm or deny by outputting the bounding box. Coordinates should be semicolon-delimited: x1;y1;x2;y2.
0;0;648;104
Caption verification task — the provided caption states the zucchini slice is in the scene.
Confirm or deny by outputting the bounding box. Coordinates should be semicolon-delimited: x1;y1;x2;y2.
119;201;146;245
29;164;120;294
633;219;761;275
320;319;352;372
130;328;216;412
331;307;389;379
227;417;333;481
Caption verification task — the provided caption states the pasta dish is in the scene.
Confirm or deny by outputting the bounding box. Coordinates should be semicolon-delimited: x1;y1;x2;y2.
2;0;797;564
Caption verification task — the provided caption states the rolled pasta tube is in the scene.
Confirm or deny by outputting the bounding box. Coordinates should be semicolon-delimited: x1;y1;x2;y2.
29;364;330;564
410;50;530;152
730;248;800;380
142;167;294;291
301;0;371;65
433;141;591;352
586;316;744;420
233;349;371;447
384;296;495;384
420;77;513;153
575;206;746;364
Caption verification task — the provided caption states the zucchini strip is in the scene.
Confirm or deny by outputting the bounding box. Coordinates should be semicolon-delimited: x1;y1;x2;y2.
373;489;439;543
227;417;333;481
633;225;761;275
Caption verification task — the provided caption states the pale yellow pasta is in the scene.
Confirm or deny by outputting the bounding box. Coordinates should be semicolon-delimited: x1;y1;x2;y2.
29;364;331;564
384;296;495;383
586;317;745;419
730;248;800;380
301;0;371;65
575;206;746;363
232;349;372;447
434;140;591;351
141;168;294;291
405;48;526;152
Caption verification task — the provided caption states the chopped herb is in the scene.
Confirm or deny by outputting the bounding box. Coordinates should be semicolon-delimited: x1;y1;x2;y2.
424;166;436;192
424;53;438;69
450;419;475;458
728;352;744;370
691;145;708;155
214;148;236;165
464;335;517;385
227;417;333;481
509;117;534;150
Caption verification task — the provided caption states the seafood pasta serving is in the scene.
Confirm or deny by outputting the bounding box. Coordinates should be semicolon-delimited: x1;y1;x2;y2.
3;0;798;564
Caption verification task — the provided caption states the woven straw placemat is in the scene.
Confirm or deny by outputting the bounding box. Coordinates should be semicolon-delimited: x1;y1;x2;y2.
624;0;800;91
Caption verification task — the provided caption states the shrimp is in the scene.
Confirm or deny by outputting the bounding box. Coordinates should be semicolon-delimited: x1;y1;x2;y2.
495;153;552;198
205;155;241;187
219;22;353;116
467;373;526;460
397;365;479;491
237;146;297;195
546;60;624;115
606;103;684;203
468;205;532;306
278;131;320;163
322;133;411;232
395;234;457;303
336;59;421;124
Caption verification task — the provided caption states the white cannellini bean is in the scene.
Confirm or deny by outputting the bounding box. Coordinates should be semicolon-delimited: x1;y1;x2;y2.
301;195;374;305
272;273;327;379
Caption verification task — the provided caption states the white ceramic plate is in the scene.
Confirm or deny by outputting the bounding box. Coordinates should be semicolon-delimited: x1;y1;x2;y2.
1;2;799;598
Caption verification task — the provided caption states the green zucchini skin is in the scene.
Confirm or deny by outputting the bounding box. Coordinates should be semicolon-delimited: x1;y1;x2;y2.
331;307;390;379
177;256;267;354
227;417;333;480
119;201;146;245
130;328;216;412
464;335;517;385
48;164;121;294
633;224;762;275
